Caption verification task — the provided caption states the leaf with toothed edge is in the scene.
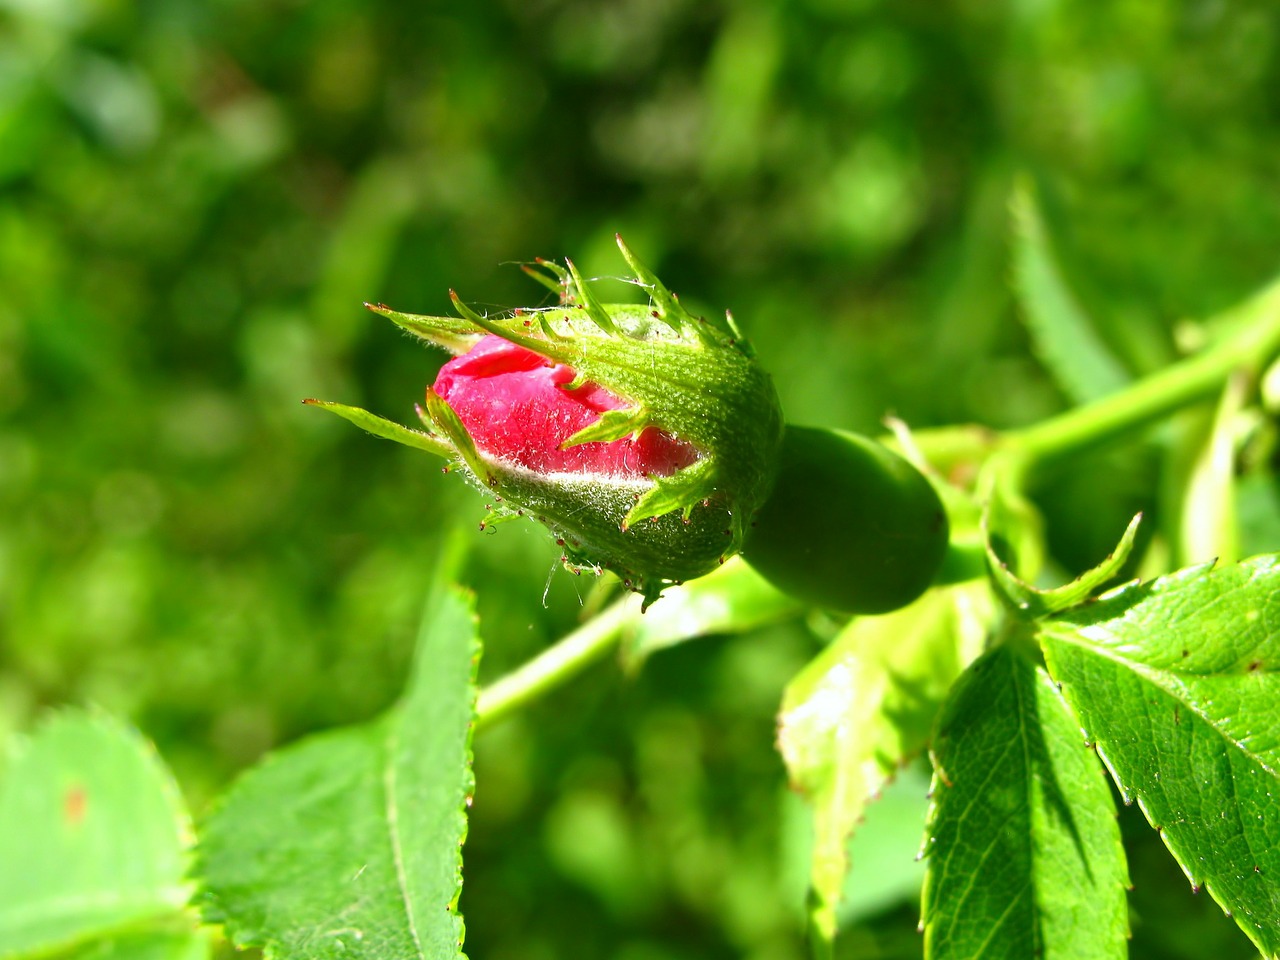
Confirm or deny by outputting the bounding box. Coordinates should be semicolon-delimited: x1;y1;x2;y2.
779;582;991;945
1038;554;1280;958
921;640;1130;960
194;581;480;960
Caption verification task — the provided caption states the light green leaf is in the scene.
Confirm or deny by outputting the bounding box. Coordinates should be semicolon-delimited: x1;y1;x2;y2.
778;582;990;943
1180;372;1247;566
195;584;481;960
1039;554;1280;957
1011;178;1131;404
621;556;802;665
0;712;195;959
921;643;1129;960
66;929;211;960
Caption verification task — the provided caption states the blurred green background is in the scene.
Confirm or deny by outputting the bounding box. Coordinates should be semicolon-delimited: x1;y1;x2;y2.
2;0;1278;956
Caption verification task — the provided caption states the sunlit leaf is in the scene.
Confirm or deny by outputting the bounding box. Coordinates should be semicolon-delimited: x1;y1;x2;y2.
778;582;990;942
195;584;480;960
1040;554;1280;957
921;643;1129;959
0;712;197;959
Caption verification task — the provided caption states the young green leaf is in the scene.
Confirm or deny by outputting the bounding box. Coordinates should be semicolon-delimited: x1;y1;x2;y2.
778;582;990;943
1039;554;1280;957
0;711;198;959
921;643;1129;960
1011;178;1131;404
195;584;481;960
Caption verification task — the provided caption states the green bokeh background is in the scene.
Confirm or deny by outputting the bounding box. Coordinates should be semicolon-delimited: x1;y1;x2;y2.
2;0;1278;956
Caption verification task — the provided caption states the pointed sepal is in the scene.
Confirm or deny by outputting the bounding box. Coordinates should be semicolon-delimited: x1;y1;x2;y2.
303;398;453;457
561;407;653;448
624;457;720;529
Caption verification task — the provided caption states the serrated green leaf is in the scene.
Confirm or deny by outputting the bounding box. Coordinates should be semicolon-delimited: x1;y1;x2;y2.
195;584;480;960
0;712;195;959
1039;554;1280;957
987;513;1142;618
921;643;1129;960
620;556;802;665
778;582;990;943
1011;179;1131;404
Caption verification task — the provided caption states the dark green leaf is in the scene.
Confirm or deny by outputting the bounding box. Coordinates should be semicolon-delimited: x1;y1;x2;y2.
1040;554;1280;957
0;712;195;959
921;643;1129;960
195;585;480;960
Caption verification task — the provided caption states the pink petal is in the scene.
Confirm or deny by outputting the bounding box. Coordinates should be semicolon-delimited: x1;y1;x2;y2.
433;335;697;478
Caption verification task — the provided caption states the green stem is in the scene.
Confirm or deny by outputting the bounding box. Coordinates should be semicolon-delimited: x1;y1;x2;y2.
1008;281;1280;473
475;597;636;729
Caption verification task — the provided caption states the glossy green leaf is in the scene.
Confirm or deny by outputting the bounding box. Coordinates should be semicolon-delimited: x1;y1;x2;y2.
195;584;480;960
1040;554;1280;957
921;643;1129;960
1011;179;1131;404
778;582;990;942
0;712;195;959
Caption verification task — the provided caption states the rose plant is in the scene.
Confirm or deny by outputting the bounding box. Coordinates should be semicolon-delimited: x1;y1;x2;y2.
305;236;949;611
8;206;1280;960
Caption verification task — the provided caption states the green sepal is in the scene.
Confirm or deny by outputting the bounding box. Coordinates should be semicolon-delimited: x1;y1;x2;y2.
561;406;652;448
987;511;1143;618
521;258;571;299
566;259;620;335
624;456;720;529
303;398;453;457
614;235;686;335
422;389;497;488
364;302;478;355
448;290;574;363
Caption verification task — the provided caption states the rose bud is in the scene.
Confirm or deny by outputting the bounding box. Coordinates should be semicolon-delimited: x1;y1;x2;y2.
306;236;785;605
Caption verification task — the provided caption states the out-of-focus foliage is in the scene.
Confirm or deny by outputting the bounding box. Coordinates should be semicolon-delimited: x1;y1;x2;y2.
2;0;1277;956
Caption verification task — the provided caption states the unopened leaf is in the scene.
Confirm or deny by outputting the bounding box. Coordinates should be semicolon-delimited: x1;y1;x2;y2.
921;643;1129;959
195;585;480;960
0;712;195;959
1040;554;1280;957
